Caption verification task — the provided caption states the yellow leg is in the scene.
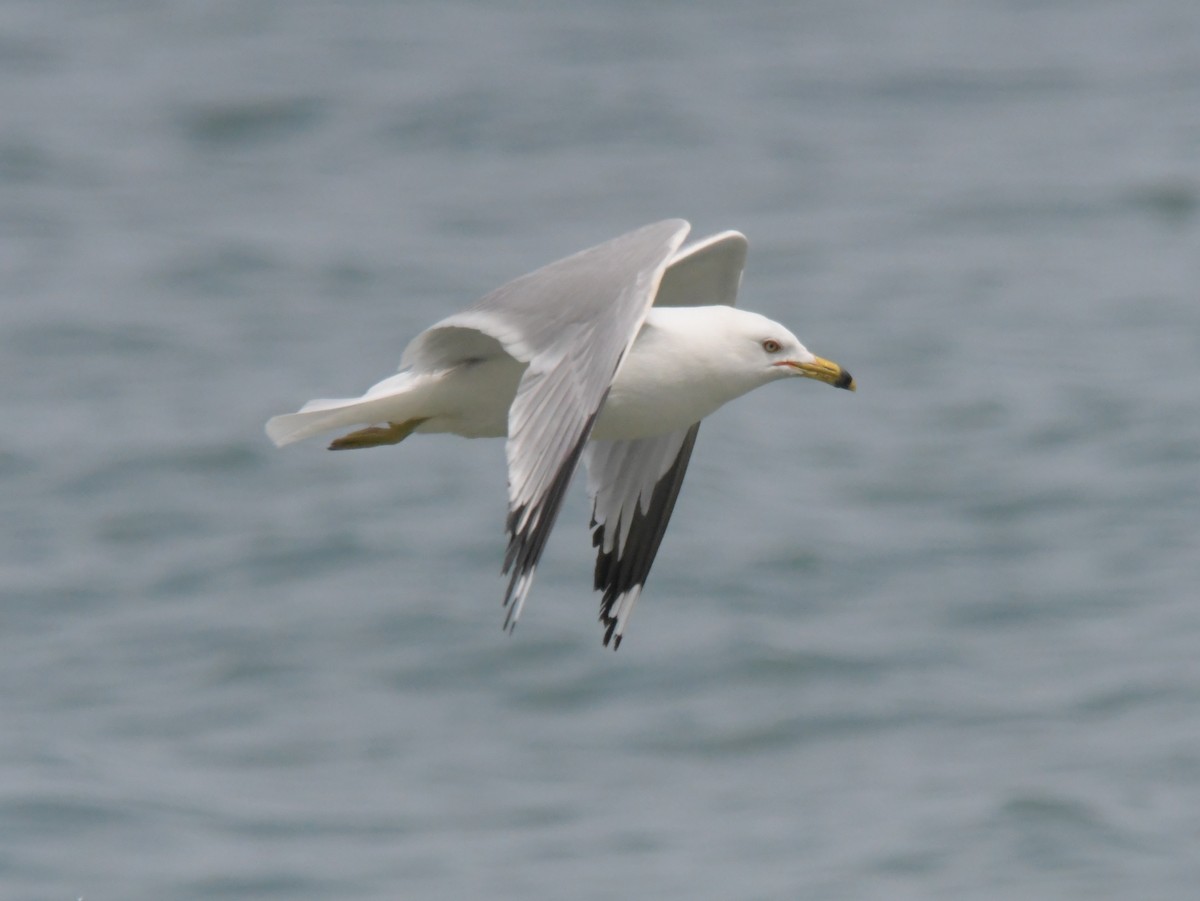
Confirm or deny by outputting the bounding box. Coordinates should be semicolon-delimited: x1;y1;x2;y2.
328;418;427;451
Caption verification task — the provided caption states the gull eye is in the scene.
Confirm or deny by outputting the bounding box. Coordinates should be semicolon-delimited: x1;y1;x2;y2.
761;339;782;354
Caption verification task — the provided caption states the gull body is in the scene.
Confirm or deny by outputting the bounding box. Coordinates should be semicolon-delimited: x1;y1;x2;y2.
266;220;854;647
268;306;828;446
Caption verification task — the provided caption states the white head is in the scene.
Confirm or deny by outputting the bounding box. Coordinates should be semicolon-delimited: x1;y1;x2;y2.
646;305;855;394
605;305;854;438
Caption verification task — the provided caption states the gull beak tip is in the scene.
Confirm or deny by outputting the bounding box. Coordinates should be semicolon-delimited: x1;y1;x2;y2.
789;356;856;392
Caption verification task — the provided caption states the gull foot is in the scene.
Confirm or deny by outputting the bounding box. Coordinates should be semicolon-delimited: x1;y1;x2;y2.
328;418;427;451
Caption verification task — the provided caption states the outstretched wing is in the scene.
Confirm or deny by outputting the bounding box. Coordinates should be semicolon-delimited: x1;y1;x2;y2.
582;229;748;647
585;424;701;648
655;229;747;308
404;219;692;630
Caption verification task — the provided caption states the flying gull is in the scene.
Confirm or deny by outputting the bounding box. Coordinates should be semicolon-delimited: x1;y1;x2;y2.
266;219;855;648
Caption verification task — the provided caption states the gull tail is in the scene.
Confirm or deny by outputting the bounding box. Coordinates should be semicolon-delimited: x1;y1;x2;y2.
265;372;422;447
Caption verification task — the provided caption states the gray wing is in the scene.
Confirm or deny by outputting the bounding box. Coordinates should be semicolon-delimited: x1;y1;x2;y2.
405;219;691;630
585;424;701;648
655;230;747;307
583;229;748;648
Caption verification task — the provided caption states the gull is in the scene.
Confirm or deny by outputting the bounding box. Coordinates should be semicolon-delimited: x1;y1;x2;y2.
266;219;855;648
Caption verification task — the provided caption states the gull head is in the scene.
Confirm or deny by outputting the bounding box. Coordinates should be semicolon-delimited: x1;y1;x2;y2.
702;307;856;392
607;306;855;439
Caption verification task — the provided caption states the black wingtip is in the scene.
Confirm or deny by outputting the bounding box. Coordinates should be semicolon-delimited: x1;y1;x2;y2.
601;620;622;650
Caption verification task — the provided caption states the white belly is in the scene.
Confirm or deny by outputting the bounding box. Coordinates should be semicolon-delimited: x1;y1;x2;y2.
417;325;740;441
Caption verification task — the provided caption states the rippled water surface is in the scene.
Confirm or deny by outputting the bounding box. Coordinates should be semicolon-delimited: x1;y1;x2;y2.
3;2;1199;899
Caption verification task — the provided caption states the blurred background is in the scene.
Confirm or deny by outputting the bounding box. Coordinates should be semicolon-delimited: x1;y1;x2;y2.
2;1;1198;898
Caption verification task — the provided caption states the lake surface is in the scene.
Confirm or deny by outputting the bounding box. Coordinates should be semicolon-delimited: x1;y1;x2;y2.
3;1;1199;898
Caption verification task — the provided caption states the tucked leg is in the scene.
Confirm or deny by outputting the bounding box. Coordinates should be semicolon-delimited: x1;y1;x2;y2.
328;418;427;450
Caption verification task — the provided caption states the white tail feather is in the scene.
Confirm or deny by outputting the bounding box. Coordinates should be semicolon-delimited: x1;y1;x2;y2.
265;376;421;447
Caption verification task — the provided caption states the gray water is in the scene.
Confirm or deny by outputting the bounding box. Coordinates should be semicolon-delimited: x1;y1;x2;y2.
3;1;1200;898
